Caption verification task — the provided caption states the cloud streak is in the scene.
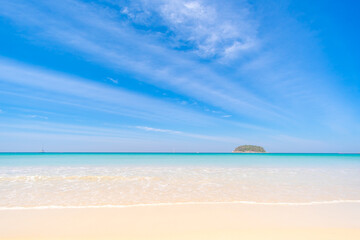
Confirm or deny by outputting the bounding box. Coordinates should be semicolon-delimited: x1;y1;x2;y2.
135;126;244;142
0;0;358;152
0;58;216;125
120;0;257;58
0;0;291;123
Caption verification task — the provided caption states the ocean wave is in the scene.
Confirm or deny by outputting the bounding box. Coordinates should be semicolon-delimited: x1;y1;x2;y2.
1;167;360;210
1;200;360;210
0;175;159;182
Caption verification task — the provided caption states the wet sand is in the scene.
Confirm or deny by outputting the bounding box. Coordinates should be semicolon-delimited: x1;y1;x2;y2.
1;202;360;240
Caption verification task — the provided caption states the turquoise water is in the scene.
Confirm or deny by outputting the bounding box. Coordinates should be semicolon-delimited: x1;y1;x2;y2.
1;153;360;208
1;153;360;167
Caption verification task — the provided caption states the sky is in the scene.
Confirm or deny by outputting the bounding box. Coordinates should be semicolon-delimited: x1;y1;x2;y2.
0;0;359;152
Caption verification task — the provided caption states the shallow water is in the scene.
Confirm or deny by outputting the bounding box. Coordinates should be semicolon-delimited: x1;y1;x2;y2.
0;153;360;208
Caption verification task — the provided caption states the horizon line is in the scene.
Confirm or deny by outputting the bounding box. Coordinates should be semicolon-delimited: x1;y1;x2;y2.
0;152;359;154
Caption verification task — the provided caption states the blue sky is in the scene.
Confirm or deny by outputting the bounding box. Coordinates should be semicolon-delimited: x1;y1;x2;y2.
0;0;359;152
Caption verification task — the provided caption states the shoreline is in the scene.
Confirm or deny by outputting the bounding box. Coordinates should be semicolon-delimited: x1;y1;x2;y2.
1;199;360;210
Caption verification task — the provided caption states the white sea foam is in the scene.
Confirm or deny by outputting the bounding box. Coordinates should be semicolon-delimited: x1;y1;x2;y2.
1;200;360;211
1;166;360;209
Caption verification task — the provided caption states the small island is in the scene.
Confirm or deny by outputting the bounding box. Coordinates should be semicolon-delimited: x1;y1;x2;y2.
233;145;266;153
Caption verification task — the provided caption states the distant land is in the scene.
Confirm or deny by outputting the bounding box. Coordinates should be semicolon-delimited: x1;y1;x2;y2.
233;145;266;153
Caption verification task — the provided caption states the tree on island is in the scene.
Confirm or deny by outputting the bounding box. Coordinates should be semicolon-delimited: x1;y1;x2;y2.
233;145;266;153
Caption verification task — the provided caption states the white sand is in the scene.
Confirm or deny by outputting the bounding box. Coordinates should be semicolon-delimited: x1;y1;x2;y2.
1;202;360;240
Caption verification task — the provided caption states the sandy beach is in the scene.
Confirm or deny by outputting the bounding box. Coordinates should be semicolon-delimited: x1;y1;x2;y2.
1;154;360;239
1;0;360;236
1;202;360;240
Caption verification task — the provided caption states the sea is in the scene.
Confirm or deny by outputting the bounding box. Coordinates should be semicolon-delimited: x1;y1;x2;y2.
0;153;360;209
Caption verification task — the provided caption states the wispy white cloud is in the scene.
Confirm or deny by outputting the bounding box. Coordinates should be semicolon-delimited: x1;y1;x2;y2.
107;77;118;84
136;126;182;134
0;122;167;152
0;0;289;123
135;125;245;143
119;0;258;58
0;57;270;135
0;121;244;151
25;115;48;120
0;58;215;124
0;0;355;152
0;121;140;138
